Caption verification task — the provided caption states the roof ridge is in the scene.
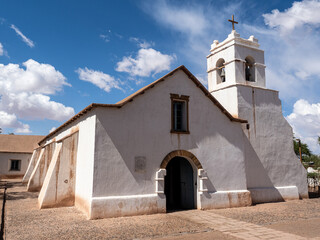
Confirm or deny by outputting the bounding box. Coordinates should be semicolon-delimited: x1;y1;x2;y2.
39;65;247;145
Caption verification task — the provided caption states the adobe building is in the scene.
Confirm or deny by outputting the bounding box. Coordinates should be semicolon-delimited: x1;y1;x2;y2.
0;134;43;179
24;29;307;219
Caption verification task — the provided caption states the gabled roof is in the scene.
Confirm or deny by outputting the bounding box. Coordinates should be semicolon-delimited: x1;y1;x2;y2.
39;65;247;145
0;134;44;153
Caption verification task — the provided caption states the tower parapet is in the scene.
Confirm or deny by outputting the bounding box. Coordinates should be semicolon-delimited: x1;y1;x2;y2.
207;30;266;93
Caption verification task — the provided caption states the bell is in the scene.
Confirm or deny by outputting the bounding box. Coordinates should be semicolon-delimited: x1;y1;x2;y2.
220;68;225;77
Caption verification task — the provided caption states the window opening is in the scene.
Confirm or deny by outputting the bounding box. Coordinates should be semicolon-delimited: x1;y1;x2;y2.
245;57;255;82
171;94;189;133
216;59;226;84
10;159;21;171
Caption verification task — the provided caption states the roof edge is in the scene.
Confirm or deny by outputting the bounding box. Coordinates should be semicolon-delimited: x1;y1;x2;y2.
39;65;247;145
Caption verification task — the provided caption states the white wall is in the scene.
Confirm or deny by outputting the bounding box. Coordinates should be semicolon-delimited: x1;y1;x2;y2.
0;152;31;178
90;69;249;217
236;86;308;199
74;113;96;217
27;111;96;217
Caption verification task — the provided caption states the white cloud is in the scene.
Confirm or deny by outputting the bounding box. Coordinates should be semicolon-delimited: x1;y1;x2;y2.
0;111;30;133
287;99;320;154
100;30;123;43
241;1;320;103
116;48;175;77
0;59;75;133
195;74;208;87
143;0;208;36
76;67;122;92
141;1;241;79
0;59;70;94
263;0;320;35
0;43;3;56
49;127;56;133
0;93;74;121
100;34;110;43
129;37;154;48
10;24;35;48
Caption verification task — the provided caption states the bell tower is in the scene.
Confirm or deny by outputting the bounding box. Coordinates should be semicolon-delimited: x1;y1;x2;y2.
207;30;266;93
207;16;266;118
207;16;308;202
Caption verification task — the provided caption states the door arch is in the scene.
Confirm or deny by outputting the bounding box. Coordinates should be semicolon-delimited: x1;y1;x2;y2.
165;156;195;211
160;150;203;169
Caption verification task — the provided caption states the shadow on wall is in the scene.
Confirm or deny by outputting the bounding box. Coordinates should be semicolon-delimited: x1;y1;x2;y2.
243;135;284;203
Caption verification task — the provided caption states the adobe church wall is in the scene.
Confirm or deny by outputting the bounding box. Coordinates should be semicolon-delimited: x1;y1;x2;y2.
0;152;31;178
25;111;96;218
74;112;96;217
91;69;250;218
236;85;308;200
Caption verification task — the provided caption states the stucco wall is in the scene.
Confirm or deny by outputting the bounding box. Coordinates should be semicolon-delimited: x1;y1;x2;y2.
0;152;31;178
213;84;307;201
25;111;96;217
236;85;307;199
91;69;249;217
74;113;96;216
39;132;79;208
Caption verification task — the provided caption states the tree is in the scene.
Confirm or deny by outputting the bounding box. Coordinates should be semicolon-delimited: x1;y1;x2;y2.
293;139;311;157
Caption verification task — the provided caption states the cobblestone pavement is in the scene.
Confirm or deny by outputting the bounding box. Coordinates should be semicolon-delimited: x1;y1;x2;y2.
1;179;320;239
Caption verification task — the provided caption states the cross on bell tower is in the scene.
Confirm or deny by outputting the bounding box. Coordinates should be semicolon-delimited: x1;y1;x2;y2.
228;15;238;30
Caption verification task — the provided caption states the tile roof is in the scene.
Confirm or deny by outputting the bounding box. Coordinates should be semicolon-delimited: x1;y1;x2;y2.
0;134;44;153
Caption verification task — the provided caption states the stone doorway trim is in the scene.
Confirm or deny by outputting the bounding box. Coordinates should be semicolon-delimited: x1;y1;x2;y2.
160;150;203;169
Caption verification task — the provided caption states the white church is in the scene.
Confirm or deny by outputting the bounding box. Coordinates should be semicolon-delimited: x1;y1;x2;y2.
23;25;307;219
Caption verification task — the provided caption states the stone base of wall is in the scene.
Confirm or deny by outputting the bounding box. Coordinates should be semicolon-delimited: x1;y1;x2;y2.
89;194;165;219
198;190;252;209
249;186;299;204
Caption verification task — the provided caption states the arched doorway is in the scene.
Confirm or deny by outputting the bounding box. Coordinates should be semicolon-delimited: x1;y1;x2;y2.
165;157;195;211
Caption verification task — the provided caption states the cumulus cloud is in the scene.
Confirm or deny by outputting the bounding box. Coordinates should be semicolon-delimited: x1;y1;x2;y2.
263;0;320;35
0;59;70;94
10;24;35;48
76;67;122;92
116;48;175;77
286;99;320;154
0;93;74;121
0;59;75;133
242;0;320;103
0;111;30;133
141;0;240;80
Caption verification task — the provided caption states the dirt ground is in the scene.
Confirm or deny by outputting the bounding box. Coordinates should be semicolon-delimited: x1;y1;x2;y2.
1;179;320;240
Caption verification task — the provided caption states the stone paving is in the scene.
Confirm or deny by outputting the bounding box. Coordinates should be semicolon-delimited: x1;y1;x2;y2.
170;210;308;240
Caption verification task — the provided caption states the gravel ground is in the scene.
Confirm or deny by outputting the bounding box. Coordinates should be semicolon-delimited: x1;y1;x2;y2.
1;180;236;240
2;179;320;239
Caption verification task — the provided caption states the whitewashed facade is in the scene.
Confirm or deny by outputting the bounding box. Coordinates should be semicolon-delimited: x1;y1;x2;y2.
24;31;307;219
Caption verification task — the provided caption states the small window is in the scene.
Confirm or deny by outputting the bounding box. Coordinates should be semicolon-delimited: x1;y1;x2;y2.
171;94;189;133
10;159;21;171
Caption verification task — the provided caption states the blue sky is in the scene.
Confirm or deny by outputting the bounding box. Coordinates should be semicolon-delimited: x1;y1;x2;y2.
0;0;320;153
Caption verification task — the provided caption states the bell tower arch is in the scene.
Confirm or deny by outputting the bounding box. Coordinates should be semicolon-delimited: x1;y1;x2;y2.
207;30;266;93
